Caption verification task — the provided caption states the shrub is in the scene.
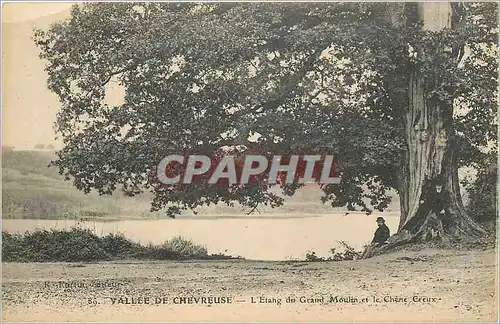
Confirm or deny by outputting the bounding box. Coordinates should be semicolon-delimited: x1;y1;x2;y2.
305;251;325;262
100;233;136;257
131;243;184;260
1;227;233;262
162;236;208;259
334;240;362;260
19;228;108;262
305;241;362;262
2;231;30;262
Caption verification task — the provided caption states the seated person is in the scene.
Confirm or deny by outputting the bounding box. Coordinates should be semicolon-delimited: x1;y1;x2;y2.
361;217;390;259
371;216;390;246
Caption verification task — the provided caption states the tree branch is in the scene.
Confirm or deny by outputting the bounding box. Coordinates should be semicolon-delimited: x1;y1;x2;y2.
100;62;140;86
230;44;331;120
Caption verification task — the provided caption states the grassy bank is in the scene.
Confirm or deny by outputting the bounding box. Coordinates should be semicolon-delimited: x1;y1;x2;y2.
1;227;238;262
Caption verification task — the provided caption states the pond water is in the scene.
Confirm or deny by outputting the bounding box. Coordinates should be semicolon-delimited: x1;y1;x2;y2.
2;213;399;260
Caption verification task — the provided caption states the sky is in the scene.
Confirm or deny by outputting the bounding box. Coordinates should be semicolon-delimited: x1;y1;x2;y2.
2;2;73;23
2;3;74;149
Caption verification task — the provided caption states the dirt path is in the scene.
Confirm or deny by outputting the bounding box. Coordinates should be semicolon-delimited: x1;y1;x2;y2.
2;248;497;322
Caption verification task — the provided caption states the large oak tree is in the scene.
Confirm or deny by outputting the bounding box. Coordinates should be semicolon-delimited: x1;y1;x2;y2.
35;2;498;248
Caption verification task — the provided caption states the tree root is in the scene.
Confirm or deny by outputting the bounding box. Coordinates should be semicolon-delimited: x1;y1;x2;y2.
360;212;487;259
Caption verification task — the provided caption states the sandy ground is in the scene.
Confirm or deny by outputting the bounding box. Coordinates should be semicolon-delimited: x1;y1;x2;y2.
2;248;497;322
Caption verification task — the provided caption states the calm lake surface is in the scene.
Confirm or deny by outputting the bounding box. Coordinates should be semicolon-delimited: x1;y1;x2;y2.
2;213;399;260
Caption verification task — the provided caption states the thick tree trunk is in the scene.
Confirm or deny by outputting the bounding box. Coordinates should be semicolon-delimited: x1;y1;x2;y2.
397;76;485;242
366;3;486;257
394;3;485;246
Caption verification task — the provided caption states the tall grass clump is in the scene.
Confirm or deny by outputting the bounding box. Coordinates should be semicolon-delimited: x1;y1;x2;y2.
162;236;208;258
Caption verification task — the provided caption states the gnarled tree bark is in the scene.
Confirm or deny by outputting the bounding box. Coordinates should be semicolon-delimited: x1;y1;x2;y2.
365;3;485;257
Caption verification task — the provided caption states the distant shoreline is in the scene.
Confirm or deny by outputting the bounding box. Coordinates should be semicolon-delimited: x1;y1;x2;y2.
3;211;401;222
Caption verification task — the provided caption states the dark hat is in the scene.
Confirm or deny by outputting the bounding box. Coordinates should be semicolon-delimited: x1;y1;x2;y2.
376;217;385;222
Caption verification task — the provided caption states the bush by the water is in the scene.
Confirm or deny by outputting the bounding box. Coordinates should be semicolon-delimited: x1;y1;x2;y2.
161;236;208;258
1;228;236;262
305;241;362;262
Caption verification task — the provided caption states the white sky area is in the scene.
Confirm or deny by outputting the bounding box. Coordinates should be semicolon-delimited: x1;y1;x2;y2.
2;3;75;149
2;2;74;23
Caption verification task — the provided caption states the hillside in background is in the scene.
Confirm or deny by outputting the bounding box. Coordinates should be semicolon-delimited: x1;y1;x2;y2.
2;147;154;220
2;147;401;220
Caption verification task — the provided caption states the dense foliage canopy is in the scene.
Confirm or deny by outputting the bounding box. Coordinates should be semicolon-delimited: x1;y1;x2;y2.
35;3;498;218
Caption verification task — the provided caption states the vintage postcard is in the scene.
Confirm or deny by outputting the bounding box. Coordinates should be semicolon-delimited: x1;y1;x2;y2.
1;1;498;322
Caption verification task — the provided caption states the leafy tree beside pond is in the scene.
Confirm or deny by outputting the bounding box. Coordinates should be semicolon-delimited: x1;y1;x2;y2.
34;3;497;249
